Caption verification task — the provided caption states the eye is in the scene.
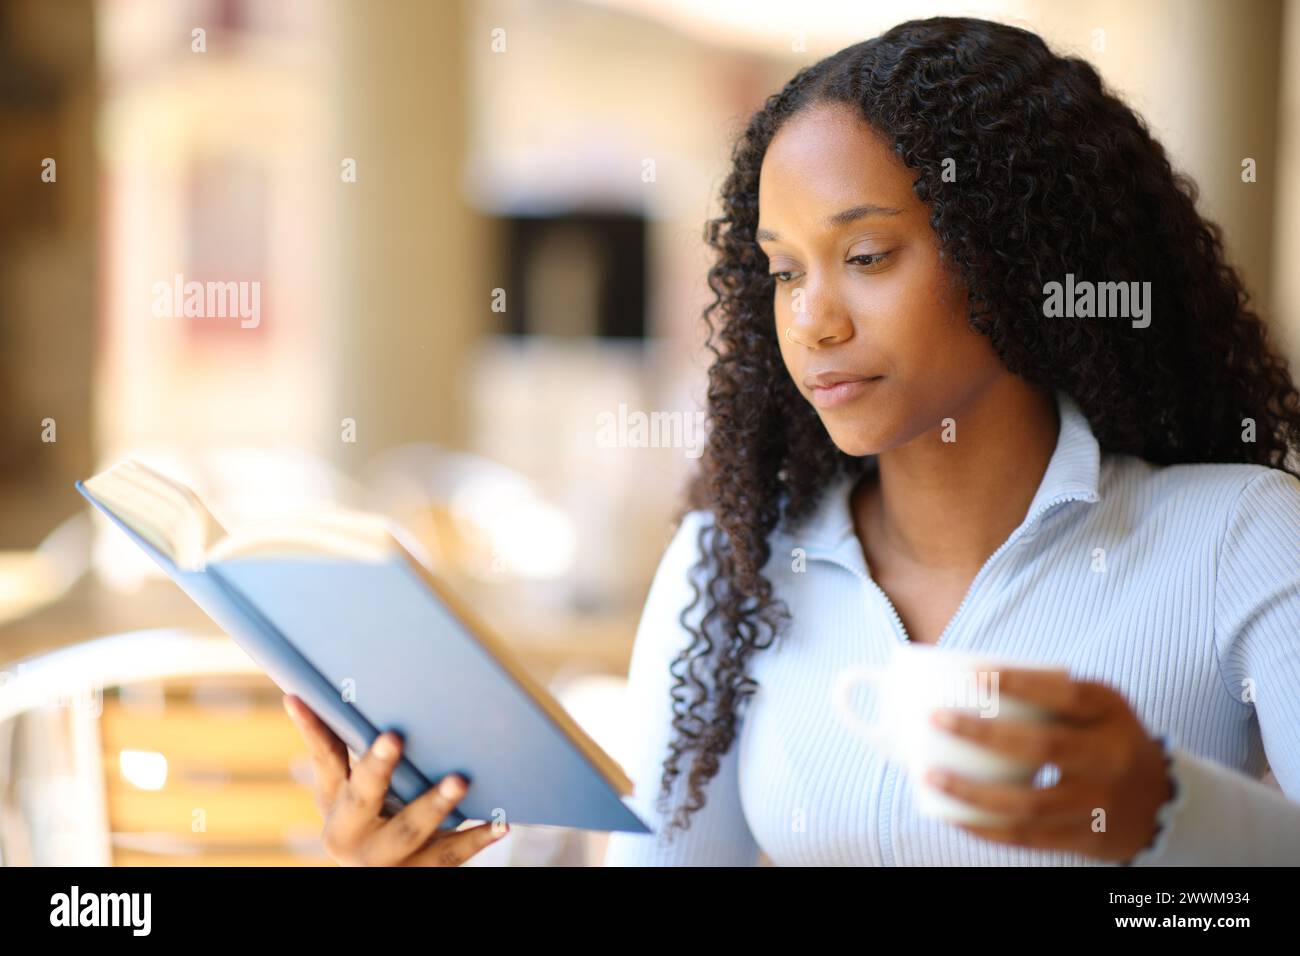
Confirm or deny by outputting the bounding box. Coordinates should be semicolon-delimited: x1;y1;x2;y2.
849;252;891;270
770;270;799;284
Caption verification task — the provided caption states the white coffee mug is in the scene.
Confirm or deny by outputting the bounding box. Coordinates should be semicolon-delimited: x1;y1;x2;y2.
831;644;1069;826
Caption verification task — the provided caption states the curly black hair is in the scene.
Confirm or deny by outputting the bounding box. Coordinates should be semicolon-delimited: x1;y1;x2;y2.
650;15;1300;839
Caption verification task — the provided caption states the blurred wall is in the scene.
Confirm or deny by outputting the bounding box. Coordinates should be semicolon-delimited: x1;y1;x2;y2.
1274;0;1300;360
0;0;96;546
326;0;489;468
1025;0;1283;335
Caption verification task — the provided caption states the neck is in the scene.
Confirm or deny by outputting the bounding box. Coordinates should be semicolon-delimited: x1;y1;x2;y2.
857;380;1059;572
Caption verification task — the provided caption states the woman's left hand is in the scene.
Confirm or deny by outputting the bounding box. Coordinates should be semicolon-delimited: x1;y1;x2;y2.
922;667;1173;863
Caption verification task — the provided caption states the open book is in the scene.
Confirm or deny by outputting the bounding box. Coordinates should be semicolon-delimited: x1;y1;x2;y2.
78;459;649;834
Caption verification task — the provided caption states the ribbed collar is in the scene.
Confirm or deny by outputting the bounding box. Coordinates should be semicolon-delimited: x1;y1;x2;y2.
791;390;1102;557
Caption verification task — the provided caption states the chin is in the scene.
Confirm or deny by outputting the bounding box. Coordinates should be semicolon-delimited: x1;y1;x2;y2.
807;382;908;458
821;420;892;458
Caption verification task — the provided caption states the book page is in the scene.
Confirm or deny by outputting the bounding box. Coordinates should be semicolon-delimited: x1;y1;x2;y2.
206;510;397;564
82;460;225;569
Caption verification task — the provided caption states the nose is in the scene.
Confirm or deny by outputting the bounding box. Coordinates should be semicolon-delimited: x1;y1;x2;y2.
784;280;853;348
785;324;846;347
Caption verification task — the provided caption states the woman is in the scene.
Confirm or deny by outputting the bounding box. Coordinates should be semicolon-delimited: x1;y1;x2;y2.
286;16;1300;866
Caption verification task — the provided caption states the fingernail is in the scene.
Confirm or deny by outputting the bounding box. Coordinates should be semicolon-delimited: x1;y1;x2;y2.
493;824;510;840
374;733;397;759
931;710;958;729
439;775;466;798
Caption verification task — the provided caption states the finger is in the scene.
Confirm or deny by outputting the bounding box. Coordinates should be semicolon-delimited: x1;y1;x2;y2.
283;694;350;814
930;709;1105;770
333;731;403;834
923;765;1086;825
399;821;511;867
368;773;470;863
987;669;1114;723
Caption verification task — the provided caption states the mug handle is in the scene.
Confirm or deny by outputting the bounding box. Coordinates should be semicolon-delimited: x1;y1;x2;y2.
831;665;889;751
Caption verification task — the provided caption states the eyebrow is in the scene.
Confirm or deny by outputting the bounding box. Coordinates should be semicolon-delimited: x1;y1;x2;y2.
755;203;904;243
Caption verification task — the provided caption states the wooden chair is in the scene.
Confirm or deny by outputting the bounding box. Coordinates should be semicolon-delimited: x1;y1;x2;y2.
0;630;329;866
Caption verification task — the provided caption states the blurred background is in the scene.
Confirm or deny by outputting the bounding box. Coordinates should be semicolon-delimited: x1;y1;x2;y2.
0;0;1296;866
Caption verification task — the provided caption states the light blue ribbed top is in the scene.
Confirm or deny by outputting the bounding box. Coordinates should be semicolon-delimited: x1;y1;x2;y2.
603;391;1300;865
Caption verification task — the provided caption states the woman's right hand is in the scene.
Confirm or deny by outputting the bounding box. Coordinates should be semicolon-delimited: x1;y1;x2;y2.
283;693;509;866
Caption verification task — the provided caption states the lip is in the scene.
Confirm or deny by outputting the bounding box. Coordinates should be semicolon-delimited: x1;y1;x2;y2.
803;368;878;389
807;375;883;409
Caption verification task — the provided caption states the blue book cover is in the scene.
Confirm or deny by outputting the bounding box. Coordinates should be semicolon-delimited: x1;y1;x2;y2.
76;469;651;835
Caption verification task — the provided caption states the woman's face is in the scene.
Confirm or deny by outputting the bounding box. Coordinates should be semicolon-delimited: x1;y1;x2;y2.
758;100;1009;457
